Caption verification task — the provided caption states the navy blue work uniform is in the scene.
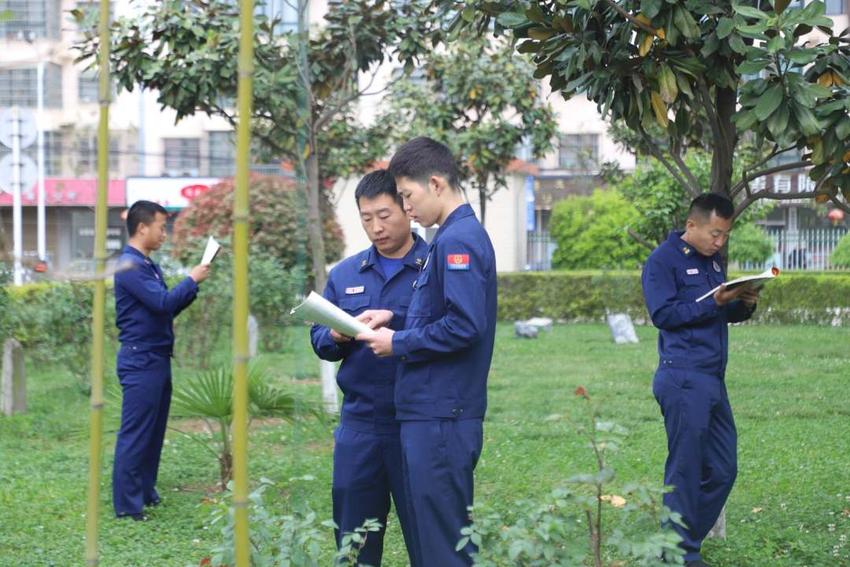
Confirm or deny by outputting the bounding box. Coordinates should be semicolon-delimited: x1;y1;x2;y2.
112;245;198;518
310;234;427;566
642;231;756;563
391;204;497;567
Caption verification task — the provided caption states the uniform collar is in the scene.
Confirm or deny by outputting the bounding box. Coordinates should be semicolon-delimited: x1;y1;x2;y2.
668;230;721;262
358;233;428;273
668;230;698;259
123;244;152;263
434;203;475;242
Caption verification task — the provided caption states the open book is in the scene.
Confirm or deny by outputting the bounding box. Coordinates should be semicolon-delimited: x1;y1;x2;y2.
290;291;374;338
696;267;780;302
201;236;221;265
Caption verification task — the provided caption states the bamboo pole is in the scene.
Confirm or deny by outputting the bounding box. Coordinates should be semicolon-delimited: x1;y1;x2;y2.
84;0;111;565
232;0;255;564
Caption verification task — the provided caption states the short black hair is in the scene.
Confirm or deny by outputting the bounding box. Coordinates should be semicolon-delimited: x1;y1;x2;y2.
127;200;168;236
354;169;403;210
688;193;734;221
388;136;461;191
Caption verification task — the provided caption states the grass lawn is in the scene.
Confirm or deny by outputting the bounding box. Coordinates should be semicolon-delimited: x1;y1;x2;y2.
1;323;849;566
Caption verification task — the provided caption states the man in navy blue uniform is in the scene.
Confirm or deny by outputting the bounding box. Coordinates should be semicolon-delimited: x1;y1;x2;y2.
113;200;210;521
359;137;497;566
311;170;425;565
642;194;760;566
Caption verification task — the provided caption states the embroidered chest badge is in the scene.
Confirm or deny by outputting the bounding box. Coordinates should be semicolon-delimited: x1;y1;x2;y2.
713;261;721;273
345;286;365;295
447;254;470;271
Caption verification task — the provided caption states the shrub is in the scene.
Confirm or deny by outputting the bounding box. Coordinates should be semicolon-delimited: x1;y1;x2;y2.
831;232;850;268
728;223;773;266
463;387;684;566
549;190;648;270
171;174;344;273
497;271;850;326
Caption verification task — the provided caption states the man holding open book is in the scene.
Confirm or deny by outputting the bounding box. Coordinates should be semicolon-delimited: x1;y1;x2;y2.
642;193;761;567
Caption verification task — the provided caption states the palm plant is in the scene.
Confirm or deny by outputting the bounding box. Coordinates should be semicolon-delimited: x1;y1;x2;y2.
171;364;314;489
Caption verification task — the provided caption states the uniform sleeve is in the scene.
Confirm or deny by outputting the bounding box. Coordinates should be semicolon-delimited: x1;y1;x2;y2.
116;263;198;316
727;299;756;323
642;255;722;331
392;236;489;362
310;273;354;362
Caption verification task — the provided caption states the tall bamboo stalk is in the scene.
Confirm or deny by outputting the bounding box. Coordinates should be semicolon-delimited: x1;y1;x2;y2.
84;0;110;564
232;0;255;564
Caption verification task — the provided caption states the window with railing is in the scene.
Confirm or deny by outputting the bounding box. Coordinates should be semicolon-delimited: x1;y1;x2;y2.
558;133;600;172
163;138;201;177
0;64;63;108
208;131;235;177
0;0;61;40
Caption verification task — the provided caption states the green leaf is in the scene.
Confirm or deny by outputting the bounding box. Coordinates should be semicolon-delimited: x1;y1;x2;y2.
716;17;735;39
766;35;784;53
642;0;663;18
729;33;747;53
737;59;770;75
754;83;784;120
786;49;819;65
496;11;529;29
836;118;850;141
733;4;769;19
766;103;790;139
794;103;822;136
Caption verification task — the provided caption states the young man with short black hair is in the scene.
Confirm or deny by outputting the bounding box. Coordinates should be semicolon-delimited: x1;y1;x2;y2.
112;200;210;521
642;193;760;566
359;137;498;566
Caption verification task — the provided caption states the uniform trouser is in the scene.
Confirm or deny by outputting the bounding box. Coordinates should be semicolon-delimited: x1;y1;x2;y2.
112;350;172;517
653;368;737;563
332;424;417;567
399;419;483;567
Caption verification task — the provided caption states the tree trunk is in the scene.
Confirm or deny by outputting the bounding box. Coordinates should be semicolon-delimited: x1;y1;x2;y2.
219;450;233;491
711;86;738;200
477;176;489;228
305;133;327;293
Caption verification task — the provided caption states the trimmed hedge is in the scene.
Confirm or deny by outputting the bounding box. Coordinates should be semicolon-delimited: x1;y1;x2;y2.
498;271;850;326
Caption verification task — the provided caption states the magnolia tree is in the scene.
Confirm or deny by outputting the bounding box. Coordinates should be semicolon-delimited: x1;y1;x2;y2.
436;0;850;220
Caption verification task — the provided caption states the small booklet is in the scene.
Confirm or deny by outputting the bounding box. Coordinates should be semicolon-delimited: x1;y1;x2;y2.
201;236;221;265
697;267;780;302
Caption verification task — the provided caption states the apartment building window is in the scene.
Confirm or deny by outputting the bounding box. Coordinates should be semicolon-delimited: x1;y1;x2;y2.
0;64;63;108
825;0;845;14
208;131;235;177
558;133;600;171
259;0;300;34
78;71;99;103
0;0;61;40
72;134;123;175
44;130;64;176
163;138;201;176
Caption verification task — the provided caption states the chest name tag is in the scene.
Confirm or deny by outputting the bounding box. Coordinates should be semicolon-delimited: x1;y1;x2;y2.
447;254;470;271
345;286;365;295
686;268;699;275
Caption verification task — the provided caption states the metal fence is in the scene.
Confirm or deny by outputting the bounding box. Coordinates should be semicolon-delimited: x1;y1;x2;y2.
740;227;849;272
527;231;555;271
527;227;849;272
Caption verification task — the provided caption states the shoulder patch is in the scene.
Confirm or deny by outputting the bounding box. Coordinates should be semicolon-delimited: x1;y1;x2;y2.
447;254;470;271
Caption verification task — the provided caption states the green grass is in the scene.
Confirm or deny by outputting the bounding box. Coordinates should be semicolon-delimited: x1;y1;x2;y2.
1;323;849;566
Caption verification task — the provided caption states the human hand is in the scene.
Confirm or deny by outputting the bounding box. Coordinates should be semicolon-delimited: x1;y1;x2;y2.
738;287;761;306
356;309;394;330
713;284;745;306
357;327;395;357
190;264;211;283
329;329;353;343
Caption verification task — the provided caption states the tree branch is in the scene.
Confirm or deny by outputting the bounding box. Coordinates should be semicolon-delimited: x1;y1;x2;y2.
603;0;657;34
638;126;698;194
734;189;818;217
731;145;798;198
829;195;850;215
627;227;656;251
731;160;810;196
669;148;702;197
